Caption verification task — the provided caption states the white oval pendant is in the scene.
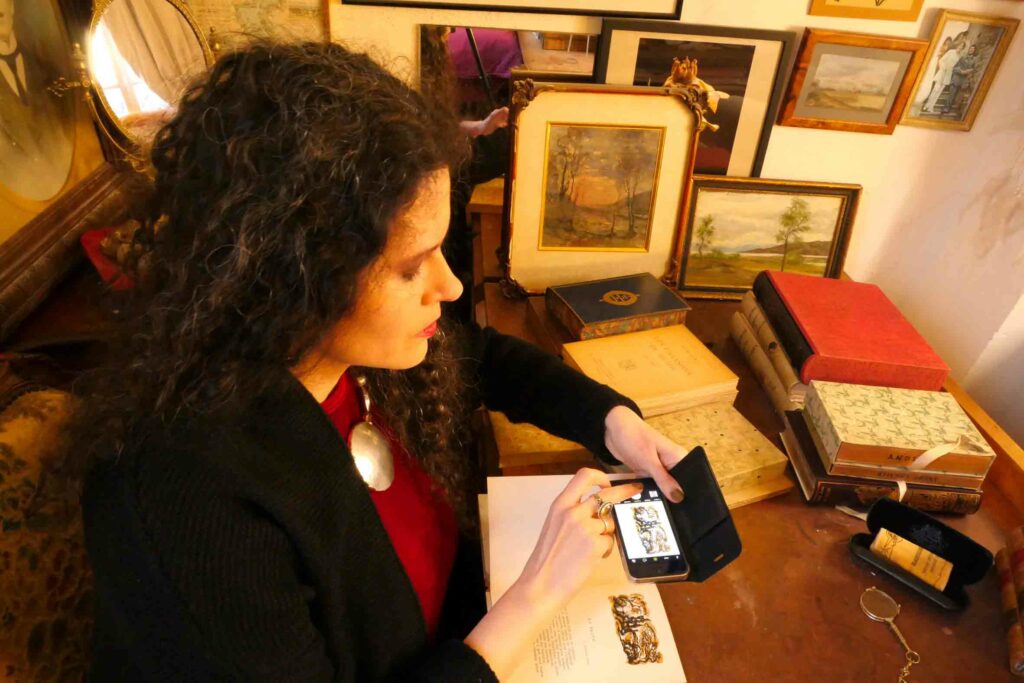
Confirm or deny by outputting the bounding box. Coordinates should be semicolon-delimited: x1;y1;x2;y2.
349;421;395;491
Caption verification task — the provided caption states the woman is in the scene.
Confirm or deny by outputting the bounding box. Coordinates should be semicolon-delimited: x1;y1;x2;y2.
922;37;957;114
75;42;688;681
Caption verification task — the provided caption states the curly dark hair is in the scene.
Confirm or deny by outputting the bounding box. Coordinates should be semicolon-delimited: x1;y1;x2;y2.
69;41;480;524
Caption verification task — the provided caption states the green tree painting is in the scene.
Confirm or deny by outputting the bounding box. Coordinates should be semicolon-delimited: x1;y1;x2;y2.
776;197;812;271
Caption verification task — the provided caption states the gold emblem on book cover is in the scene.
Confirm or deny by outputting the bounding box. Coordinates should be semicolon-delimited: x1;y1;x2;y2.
610;594;663;665
601;290;639;306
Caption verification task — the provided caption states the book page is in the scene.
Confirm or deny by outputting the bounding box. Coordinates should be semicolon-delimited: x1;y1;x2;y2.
487;475;685;683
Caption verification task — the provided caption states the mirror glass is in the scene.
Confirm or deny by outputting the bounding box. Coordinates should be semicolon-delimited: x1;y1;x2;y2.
88;0;208;143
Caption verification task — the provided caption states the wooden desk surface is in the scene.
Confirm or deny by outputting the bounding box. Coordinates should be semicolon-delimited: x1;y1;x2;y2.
479;283;1020;682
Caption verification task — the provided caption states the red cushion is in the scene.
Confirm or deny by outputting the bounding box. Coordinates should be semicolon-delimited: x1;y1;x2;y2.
80;228;135;290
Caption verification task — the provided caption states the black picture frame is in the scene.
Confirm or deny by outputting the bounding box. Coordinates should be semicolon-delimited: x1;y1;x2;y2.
342;0;683;19
594;20;798;178
677;175;860;300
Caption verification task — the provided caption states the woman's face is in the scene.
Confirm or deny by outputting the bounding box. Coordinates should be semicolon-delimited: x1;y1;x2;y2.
317;167;463;370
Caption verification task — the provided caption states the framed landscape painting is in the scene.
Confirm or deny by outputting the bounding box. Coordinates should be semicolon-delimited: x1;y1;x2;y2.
779;29;928;135
503;81;707;294
902;10;1019;131
678;176;860;299
596;20;797;177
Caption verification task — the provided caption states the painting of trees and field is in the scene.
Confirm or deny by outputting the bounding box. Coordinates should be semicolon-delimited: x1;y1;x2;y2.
684;189;844;289
540;124;663;251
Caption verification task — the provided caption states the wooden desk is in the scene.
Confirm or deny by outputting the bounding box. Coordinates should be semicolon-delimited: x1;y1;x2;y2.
470;185;1024;682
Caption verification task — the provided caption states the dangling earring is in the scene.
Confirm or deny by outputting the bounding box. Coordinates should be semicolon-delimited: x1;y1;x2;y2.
348;375;395;491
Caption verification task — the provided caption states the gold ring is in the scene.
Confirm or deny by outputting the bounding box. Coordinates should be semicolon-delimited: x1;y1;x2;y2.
598;501;615;518
592;494;605;508
600;515;613;535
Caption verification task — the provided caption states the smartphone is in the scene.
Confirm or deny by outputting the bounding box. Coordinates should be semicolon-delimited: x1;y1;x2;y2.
611;478;690;582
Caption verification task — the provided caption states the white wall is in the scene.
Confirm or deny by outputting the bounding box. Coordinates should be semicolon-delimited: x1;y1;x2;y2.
331;0;1024;443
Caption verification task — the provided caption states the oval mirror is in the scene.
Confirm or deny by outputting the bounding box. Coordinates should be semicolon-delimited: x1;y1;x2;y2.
87;0;211;145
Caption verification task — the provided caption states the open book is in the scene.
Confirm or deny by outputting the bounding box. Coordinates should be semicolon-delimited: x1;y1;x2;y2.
484;475;687;682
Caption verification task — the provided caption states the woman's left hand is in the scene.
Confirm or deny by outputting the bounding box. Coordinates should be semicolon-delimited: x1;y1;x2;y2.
603;405;687;503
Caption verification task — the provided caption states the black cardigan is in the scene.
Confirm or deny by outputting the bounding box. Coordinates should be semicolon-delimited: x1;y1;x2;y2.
83;325;639;682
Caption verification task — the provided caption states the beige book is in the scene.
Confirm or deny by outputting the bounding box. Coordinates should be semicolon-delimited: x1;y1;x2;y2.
803;408;985;490
740;292;806;401
805;380;995;477
729;312;799;416
488;411;590;468
487;475;686;682
646;401;791;499
562;325;737;417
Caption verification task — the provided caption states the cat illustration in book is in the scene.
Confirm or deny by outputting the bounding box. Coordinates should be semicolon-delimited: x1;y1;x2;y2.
633;505;671;555
662;56;728;131
610;594;663;665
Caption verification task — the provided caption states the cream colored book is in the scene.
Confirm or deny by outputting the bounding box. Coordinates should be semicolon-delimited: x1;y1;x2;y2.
729;312;799;416
487;475;686;683
740;291;806;402
488;411;590;468
562;325;737;417
646;401;792;502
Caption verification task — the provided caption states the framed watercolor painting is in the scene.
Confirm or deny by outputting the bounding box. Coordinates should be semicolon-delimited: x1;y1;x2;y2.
502;81;709;294
808;0;924;22
778;29;928;134
902;10;1019;131
677;175;860;300
343;0;682;19
595;20;797;177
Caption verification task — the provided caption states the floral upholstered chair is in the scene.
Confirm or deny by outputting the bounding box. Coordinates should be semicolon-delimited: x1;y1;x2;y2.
0;366;92;682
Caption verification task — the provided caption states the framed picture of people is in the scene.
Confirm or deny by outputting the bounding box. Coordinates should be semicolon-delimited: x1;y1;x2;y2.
902;10;1019;131
0;0;107;239
0;0;113;341
595;20;798;177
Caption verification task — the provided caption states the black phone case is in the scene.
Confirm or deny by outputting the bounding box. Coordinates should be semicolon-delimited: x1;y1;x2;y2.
667;446;742;582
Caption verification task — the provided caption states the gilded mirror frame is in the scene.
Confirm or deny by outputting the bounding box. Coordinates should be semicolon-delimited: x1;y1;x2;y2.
87;0;213;146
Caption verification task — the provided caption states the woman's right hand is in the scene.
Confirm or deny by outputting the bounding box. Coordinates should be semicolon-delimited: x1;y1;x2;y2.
513;468;644;611
465;469;642;679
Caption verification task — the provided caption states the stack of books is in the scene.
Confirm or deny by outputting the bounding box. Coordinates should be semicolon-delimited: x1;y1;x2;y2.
783;381;995;514
499;314;793;506
735;271;990;513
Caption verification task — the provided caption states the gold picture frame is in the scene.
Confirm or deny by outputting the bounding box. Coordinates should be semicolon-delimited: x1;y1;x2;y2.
501;80;709;295
901;10;1019;132
678;175;861;300
778;29;928;135
808;0;924;22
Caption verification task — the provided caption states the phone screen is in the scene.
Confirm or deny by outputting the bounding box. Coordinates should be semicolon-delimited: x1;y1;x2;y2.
612;481;689;581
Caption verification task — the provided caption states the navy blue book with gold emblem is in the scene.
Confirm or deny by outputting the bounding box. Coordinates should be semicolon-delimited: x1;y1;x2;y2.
545;273;691;341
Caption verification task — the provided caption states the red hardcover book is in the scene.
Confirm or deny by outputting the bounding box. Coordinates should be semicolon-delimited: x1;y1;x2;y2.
767;271;949;390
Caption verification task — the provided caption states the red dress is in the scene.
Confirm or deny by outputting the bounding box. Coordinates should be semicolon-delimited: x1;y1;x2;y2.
320;372;458;639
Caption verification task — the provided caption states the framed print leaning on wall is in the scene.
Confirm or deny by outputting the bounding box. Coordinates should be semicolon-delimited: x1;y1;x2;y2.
778;29;927;135
677;175;860;300
595;20;797;177
343;0;682;19
502;81;708;294
902;10;1019;131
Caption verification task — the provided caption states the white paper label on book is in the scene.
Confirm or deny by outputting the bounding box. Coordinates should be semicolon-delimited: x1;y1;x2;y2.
487;475;686;682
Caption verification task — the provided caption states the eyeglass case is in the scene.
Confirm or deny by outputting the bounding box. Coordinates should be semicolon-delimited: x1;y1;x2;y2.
667;446;743;582
849;497;993;610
